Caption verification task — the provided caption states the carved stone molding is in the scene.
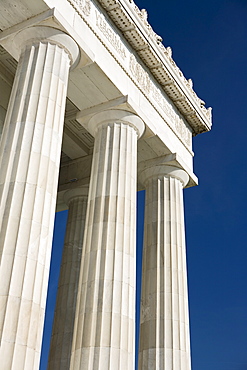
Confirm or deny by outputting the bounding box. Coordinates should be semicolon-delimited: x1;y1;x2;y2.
68;0;91;16
129;54;191;146
95;11;127;59
65;0;210;142
97;0;212;133
129;54;151;94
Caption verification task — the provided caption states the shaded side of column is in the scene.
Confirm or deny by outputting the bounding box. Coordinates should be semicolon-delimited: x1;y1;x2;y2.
0;106;7;140
0;27;79;370
70;111;144;370
139;166;191;370
48;188;88;370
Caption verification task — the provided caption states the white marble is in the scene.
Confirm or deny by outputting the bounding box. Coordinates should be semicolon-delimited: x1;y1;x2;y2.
0;1;213;368
0;27;79;369
70;110;144;370
48;187;88;370
138;163;191;370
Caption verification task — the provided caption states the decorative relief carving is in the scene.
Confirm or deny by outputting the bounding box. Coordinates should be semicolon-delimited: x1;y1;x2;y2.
95;11;126;59
129;55;191;146
67;0;193;146
153;88;191;146
128;2;162;46
175;119;191;145
161;47;212;119
68;0;91;16
126;1;211;120
129;55;151;94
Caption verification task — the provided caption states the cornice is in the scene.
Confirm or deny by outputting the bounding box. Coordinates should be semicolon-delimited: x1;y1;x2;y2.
96;0;212;135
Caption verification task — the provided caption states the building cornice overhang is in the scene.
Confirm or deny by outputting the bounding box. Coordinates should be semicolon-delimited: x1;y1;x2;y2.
97;0;212;136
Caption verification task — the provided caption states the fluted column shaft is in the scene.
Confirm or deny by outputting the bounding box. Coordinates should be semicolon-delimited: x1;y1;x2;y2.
70;110;144;370
139;165;191;370
48;188;88;370
0;27;78;369
0;106;6;138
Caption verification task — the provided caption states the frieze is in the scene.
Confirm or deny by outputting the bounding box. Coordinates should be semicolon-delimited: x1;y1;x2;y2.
129;55;150;94
129;55;191;146
68;0;91;16
66;0;192;147
126;0;211;121
152;87;191;146
95;11;127;59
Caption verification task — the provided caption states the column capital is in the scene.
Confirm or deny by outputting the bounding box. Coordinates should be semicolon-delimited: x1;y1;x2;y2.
87;109;145;138
63;186;89;206
13;26;80;67
139;160;189;188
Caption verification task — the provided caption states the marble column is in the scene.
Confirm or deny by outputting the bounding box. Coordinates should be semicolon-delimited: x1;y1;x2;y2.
48;187;88;370
0;106;6;138
138;163;191;370
70;110;144;370
0;27;79;369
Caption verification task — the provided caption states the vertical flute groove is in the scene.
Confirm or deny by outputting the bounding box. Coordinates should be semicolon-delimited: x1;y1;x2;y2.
139;171;191;370
48;194;88;370
70;121;139;370
0;39;72;369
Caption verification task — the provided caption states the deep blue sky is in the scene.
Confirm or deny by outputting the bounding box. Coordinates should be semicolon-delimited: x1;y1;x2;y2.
40;1;247;369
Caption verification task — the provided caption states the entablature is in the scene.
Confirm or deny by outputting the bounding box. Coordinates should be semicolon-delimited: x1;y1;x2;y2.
96;0;212;135
0;0;212;138
0;0;212;183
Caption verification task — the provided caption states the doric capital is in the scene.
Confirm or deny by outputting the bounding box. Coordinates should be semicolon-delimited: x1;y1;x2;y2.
13;26;80;67
87;109;145;138
139;161;189;188
63;186;89;206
